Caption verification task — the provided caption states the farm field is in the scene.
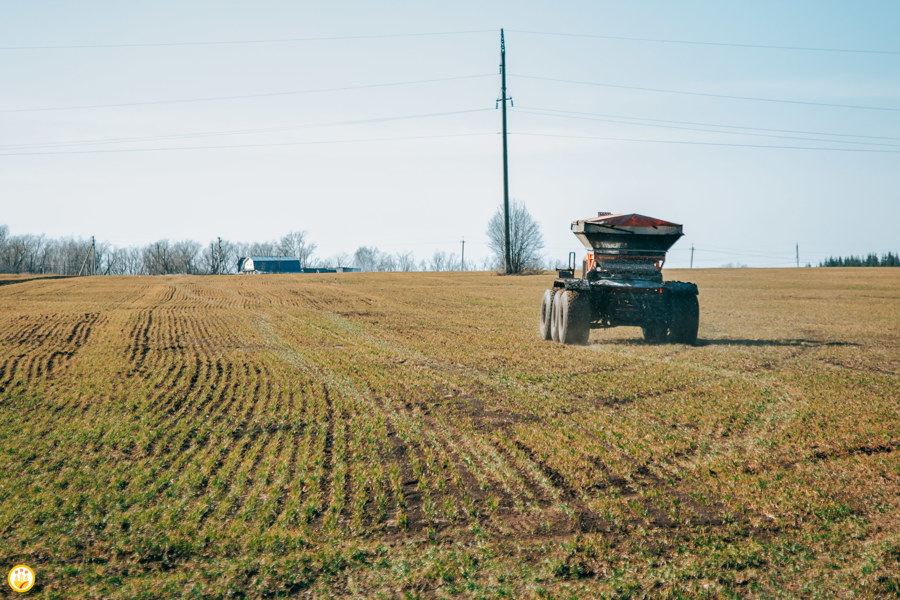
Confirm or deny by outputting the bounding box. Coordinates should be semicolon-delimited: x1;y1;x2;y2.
0;269;898;599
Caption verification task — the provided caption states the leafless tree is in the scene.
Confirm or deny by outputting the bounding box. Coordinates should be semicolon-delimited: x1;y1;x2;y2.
331;252;352;268
279;231;317;268
429;250;447;272
429;251;462;271
142;240;171;275
201;238;238;274
486;199;544;273
247;241;278;257
171;240;201;274
396;251;416;272
353;246;379;271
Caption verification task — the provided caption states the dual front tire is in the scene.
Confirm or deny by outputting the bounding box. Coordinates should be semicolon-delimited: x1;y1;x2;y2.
540;289;590;345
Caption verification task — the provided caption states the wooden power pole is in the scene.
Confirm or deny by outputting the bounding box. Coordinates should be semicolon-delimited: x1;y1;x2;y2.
461;237;465;271
500;29;512;274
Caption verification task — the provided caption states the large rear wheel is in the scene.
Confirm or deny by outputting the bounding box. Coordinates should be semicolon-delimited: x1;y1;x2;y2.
539;289;554;340
669;293;699;345
557;291;591;345
642;323;668;343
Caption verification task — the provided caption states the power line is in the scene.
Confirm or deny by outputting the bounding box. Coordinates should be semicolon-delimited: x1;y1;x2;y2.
514;74;900;113
0;74;495;113
0;108;495;150
0;132;495;156
514;107;900;149
0;30;495;51
508;29;900;56
516;106;900;143
511;131;900;153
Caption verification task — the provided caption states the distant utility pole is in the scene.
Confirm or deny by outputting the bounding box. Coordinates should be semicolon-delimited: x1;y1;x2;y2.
499;29;512;274
690;244;695;269
77;235;97;276
796;243;799;268
461;237;465;271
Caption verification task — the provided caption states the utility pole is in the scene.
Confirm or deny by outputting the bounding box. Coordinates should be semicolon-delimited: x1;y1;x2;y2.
690;244;694;269
499;29;512;274
461;237;465;271
90;236;95;276
77;236;96;276
796;243;799;268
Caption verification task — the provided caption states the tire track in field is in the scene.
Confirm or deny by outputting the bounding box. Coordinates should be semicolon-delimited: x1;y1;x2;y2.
247;311;428;534
243;298;573;536
380;416;426;534
388;352;746;531
207;281;725;539
263;303;574;536
0;312;101;392
437;357;749;531
293;302;756;537
271;389;306;524
272;305;614;534
311;383;336;527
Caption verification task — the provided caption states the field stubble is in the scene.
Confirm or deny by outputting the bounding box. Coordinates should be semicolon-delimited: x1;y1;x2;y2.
0;268;898;598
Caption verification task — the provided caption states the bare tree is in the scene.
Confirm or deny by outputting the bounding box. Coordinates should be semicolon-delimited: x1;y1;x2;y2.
376;253;395;272
481;255;500;271
429;250;447;272
396;251;416;272
200;238;236;274
171;240;201;274
486;200;544;273
353;246;379;271
142;240;171;275
331;252;351;268
279;231;317;268
247;241;277;257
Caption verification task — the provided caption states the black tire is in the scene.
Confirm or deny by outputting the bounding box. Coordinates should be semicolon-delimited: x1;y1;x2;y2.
557;291;591;345
550;290;564;342
669;293;699;345
539;289;554;340
642;324;667;343
550;290;563;342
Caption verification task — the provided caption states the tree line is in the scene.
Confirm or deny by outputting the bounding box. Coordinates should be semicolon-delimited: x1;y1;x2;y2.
818;252;899;267
0;201;549;276
0;226;482;275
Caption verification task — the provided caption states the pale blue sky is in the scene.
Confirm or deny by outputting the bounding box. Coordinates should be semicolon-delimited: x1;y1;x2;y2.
2;1;898;267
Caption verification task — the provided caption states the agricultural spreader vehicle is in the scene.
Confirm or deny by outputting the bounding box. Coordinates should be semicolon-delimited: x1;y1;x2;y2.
540;213;699;345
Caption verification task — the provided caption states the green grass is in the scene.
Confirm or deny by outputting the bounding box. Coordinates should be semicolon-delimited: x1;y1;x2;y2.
0;268;898;598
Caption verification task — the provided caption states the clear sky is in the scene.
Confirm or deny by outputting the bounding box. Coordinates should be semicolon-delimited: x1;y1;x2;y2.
2;1;898;268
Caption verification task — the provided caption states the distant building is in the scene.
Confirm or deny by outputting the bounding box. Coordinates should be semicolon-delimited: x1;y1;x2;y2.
238;256;302;273
238;256;361;274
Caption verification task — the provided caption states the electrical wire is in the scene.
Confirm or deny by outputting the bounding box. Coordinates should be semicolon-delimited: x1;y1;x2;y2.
0;108;495;150
514;108;900;149
507;29;900;56
514;106;900;143
514;74;900;112
0;74;495;113
0;132;496;156
515;107;900;148
0;30;495;51
511;131;900;153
